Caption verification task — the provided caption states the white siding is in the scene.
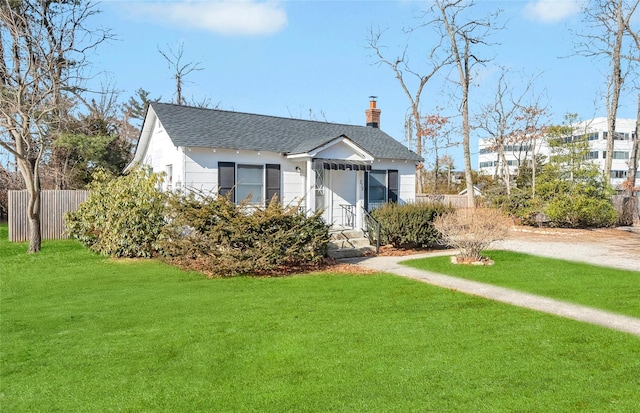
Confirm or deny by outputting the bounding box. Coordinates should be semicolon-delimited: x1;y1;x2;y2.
183;148;305;205
144;120;183;190
316;141;370;161
371;159;417;203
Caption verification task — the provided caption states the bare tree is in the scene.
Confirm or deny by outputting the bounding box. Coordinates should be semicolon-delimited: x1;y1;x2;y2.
474;69;540;196
622;15;639;196
158;42;203;106
0;164;23;220
631;94;639;185
0;0;110;252
433;0;502;207
574;0;639;180
419;113;454;194
367;27;449;193
514;104;549;199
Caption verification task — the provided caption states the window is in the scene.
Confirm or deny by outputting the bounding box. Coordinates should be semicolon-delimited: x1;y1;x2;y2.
165;164;173;190
237;164;264;205
368;170;386;205
613;151;629;160
366;169;398;209
218;162;280;205
610;170;627;179
587;151;598;160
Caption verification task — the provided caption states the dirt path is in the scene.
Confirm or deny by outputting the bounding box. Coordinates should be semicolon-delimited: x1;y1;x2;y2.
492;226;640;272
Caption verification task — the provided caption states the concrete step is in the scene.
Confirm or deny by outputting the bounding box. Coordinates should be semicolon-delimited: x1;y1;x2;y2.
329;229;366;240
327;245;376;259
327;228;375;258
328;237;372;249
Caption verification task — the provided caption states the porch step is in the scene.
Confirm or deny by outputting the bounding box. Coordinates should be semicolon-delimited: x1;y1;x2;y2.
329;229;366;241
327;229;376;258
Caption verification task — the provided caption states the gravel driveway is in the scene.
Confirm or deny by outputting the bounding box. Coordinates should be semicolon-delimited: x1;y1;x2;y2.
492;226;640;272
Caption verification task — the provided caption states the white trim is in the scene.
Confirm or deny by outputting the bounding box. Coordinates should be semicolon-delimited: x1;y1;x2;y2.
286;135;375;162
124;107;158;173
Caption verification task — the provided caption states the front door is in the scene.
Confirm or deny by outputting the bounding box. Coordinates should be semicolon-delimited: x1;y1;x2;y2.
330;169;357;228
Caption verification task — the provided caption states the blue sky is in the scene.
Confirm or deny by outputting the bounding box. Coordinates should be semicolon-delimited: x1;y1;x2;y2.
3;1;639;170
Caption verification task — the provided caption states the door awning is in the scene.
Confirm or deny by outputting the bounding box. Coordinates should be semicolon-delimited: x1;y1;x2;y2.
313;159;372;171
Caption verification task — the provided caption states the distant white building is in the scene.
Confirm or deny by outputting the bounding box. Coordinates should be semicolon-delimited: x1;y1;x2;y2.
477;117;639;188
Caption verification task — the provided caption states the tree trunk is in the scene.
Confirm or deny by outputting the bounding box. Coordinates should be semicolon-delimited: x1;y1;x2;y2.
462;78;475;208
531;138;537;199
498;144;511;196
625;93;639;197
604;0;625;180
27;190;42;253
16;154;42;253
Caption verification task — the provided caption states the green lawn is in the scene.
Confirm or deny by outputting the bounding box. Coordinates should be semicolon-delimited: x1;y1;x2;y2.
1;227;639;412
402;250;640;318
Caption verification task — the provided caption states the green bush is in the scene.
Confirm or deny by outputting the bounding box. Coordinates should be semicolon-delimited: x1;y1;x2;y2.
370;203;450;248
545;194;617;228
65;168;168;257
159;192;329;276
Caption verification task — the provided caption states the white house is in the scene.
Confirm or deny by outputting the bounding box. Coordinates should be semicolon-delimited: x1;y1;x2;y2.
478;117;639;188
126;100;422;231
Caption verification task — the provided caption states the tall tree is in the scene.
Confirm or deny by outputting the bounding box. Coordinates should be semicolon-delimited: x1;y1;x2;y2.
367;27;449;193
419;113;451;194
474;69;540;196
0;0;110;252
622;13;639;196
433;0;501;207
158;42;203;106
514;104;549;199
47;90;133;190
575;0;639;180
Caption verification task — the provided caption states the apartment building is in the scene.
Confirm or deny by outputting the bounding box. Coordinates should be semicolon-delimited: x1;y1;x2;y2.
477;117;639;188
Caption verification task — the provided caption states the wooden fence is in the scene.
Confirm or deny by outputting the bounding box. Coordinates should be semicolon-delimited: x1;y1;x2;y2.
612;195;640;226
415;194;476;208
8;190;89;242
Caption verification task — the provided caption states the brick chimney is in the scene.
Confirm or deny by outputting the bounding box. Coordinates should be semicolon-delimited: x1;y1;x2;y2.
365;96;381;128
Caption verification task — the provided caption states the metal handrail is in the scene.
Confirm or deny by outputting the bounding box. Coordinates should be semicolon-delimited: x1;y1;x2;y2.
362;207;381;254
340;204;355;228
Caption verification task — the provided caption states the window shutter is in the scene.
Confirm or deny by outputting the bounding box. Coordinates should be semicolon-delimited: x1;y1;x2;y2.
218;162;235;201
388;169;398;203
265;164;281;203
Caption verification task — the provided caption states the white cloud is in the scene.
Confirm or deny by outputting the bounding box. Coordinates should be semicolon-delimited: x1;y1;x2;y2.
130;1;288;36
524;0;583;24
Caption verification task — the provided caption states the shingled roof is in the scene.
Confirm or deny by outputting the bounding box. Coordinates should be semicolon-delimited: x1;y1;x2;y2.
148;102;422;161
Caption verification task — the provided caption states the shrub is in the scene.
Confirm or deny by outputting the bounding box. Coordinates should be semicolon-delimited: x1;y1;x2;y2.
370;203;450;248
433;208;511;261
159;191;329;276
544;194;617;228
65;168;167;257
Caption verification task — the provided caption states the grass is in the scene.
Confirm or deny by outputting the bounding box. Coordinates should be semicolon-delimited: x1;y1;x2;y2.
1;226;639;412
402;250;640;318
